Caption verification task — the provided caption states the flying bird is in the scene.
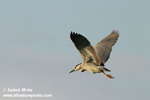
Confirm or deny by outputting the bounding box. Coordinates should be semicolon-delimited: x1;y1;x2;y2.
70;30;119;79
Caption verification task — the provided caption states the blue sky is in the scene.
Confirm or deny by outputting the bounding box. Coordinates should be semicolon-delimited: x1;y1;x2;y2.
0;0;150;100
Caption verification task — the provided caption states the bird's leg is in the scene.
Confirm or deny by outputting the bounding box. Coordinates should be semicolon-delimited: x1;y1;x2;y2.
102;72;114;79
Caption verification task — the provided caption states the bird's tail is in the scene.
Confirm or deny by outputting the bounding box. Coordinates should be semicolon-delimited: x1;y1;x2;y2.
103;67;111;72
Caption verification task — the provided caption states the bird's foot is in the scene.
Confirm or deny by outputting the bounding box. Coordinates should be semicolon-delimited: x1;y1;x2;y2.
106;74;114;79
102;72;114;79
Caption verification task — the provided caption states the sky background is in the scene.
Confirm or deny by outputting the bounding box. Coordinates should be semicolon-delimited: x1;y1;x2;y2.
0;0;150;100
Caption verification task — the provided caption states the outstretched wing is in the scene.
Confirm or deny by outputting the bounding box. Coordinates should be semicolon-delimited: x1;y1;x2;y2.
94;30;119;64
70;32;100;65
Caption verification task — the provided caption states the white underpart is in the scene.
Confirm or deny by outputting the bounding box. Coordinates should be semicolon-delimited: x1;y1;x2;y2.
83;63;105;73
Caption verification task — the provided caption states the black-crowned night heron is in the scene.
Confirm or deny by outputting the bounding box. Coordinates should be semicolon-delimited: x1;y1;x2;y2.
70;30;119;79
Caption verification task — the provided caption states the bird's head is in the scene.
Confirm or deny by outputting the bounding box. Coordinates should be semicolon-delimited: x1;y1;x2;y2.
69;63;82;73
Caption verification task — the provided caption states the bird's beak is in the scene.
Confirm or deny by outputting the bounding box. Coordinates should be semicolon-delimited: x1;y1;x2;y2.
69;69;75;73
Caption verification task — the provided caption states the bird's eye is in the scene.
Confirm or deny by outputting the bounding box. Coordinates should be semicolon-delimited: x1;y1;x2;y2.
75;66;77;69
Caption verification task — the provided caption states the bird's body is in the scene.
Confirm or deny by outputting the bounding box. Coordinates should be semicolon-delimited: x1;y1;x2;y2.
76;63;109;73
84;64;105;73
70;30;119;79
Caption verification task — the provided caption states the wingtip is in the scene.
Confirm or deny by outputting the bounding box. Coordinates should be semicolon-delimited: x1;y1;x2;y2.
70;31;75;37
112;29;120;35
70;31;81;38
70;31;76;35
70;31;77;40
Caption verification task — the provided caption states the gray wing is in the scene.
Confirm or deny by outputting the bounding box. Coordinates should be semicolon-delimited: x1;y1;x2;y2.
94;30;119;64
70;32;100;64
